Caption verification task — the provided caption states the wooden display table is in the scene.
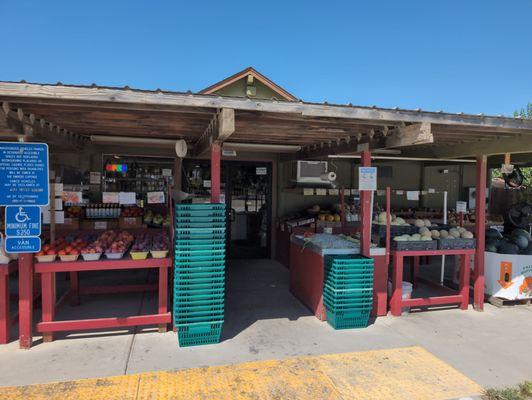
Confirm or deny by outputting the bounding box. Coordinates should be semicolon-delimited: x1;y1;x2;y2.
390;248;475;316
0;260;18;344
34;257;172;344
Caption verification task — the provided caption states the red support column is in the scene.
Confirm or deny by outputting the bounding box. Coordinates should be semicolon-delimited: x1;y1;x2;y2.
69;272;80;306
360;151;372;256
41;272;56;342
459;254;471;310
18;254;34;349
0;270;9;344
474;155;487;310
210;144;221;203
158;266;169;333
390;254;404;316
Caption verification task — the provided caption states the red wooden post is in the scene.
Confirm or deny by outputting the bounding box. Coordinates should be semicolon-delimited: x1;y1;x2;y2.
69;271;80;306
0;269;9;344
18;254;34;349
41;272;56;342
459;254;471;310
210;143;221;203
360;151;372;256
385;187;391;267
390;254;403;316
474;155;487;311
158;266;169;333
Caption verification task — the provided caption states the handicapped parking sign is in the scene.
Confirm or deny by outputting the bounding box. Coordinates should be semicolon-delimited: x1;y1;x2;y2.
5;206;41;237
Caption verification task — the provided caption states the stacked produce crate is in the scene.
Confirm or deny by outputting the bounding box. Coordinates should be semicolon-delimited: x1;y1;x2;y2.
174;204;226;347
323;255;374;329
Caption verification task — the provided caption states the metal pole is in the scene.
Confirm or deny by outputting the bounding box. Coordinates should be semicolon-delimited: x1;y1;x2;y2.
440;191;448;284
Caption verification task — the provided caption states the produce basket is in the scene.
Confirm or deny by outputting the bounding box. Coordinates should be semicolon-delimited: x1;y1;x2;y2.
391;240;438;251
326;309;370;330
176;321;223;347
372;224;417;237
35;254;57;263
438;238;476;250
105;251;124;260
58;254;79;262
130;251;149;260
81;252;102;261
151;250;169;259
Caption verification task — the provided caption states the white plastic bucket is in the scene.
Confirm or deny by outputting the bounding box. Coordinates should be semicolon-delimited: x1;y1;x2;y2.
401;281;413;314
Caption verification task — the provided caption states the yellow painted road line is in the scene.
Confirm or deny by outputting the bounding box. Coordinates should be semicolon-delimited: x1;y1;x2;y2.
0;346;482;400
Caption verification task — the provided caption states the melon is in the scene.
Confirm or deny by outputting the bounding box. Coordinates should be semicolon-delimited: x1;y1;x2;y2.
394;236;408;242
499;242;519;254
511;234;529;250
423;219;432;227
486;243;498;253
458;227;467;234
522;243;532;255
486;228;503;240
439;230;449;238
411;233;421;241
394;217;406;225
421;230;432;238
461;231;474;239
377;212;387;223
414;219;425;228
419;227;430;235
431;230;440;238
446;236;455;240
449;229;461;238
511;228;531;242
420;236;432;241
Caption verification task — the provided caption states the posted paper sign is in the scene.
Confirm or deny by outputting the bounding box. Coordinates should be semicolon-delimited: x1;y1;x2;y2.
61;191;82;203
256;167;267;176
406;191;420;201
358;167;377;191
90;171;101;184
147;191;165;204
119;192;136;205
103;192;119;203
303;188;314;196
456;201;467;213
162;168;172;177
315;188;327;196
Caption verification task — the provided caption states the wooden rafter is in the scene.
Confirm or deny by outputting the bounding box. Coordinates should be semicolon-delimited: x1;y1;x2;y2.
194;108;235;156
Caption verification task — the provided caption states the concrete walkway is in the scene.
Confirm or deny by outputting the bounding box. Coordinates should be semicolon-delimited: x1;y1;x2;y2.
0;347;483;400
0;259;530;390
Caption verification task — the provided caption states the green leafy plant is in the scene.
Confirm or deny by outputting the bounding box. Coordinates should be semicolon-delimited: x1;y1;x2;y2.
484;381;532;400
513;102;532;119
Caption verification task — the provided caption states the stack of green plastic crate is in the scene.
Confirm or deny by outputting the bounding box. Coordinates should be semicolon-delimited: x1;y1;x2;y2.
323;255;374;329
174;203;226;347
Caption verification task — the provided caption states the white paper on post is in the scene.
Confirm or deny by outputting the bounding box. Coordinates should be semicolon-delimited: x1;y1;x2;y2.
358;167;377;191
456;201;467;213
90;171;101;184
103;192;119;203
147;191;165;204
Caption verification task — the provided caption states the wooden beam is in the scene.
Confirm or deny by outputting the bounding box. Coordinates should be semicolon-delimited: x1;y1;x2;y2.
432;135;532;158
2;81;532;130
385;122;433;148
194;108;235;156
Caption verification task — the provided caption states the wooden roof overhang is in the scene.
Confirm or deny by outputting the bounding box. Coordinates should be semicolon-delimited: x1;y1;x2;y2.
0;81;531;160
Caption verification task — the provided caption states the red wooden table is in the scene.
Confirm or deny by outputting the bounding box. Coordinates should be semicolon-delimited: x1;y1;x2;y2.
390;248;475;316
34;257;172;344
0;260;18;344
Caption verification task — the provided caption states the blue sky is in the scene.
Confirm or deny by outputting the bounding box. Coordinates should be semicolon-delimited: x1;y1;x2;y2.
1;1;530;116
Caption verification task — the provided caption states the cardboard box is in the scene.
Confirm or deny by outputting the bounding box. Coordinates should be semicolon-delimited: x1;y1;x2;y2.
119;217;144;229
485;251;532;300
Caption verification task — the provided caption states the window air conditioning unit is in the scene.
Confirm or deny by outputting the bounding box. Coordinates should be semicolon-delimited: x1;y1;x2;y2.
292;161;335;186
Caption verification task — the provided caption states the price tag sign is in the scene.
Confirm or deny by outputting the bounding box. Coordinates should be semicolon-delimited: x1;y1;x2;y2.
256;167;267;176
328;188;339;196
316;188;327;196
358;167;377;191
456;201;467;213
303;188;314;196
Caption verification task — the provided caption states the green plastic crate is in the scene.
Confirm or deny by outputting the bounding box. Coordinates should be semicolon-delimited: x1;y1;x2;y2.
174;305;224;316
175;204;225;210
175;248;225;256
323;295;373;311
326;309;370;330
176;321;223;347
174;313;225;324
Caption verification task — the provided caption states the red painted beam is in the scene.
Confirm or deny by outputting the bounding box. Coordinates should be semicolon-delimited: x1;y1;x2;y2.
35;257;171;273
360;150;372;256
391;249;475;257
211;143;221;203
402;295;463;307
80;284;158;295
18;254;34;349
474;155;487;311
37;313;172;333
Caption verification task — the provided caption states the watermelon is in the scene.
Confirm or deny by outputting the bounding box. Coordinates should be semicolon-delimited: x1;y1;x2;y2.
511;228;531;242
499;242;519;254
522;243;532;255
511;234;529;250
486;244;498;253
486;228;503;240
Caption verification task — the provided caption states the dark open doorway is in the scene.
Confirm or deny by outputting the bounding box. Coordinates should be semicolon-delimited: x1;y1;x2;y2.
181;159;272;259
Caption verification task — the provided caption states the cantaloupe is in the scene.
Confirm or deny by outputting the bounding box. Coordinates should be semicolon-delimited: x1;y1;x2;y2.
414;219;425;228
449;228;461;238
431;230;440;238
420;236;432;241
461;231;474;239
419;227;430;235
439;230;449;238
423;219;432;227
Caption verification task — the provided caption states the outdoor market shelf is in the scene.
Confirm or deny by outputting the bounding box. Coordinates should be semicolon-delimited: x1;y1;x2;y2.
389;248;475;316
33;256;172;345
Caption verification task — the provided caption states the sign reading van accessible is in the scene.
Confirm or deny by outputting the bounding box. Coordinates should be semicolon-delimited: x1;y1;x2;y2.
0;142;49;206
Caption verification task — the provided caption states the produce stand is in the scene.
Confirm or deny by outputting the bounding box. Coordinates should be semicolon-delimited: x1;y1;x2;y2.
0;260;17;344
35;256;171;343
390;248;475;316
289;235;387;319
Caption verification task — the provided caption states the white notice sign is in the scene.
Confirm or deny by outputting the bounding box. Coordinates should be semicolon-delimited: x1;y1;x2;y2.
90;171;101;185
358;167;377;191
119;192;136;205
406;191;420;201
456;201;467;213
256;167;267;176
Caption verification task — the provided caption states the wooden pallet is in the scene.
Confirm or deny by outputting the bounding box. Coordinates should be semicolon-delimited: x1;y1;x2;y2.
487;296;531;308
